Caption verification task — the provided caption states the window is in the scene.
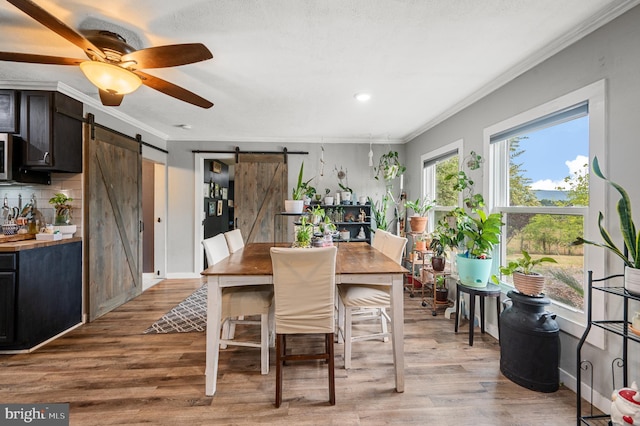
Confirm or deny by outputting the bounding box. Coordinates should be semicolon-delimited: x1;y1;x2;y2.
486;80;606;337
422;141;461;231
491;104;588;310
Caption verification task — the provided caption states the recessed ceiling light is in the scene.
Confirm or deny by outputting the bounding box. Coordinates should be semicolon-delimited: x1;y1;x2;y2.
175;124;192;130
354;92;371;102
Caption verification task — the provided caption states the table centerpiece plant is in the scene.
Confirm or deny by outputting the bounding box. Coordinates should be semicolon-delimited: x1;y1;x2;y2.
294;216;314;248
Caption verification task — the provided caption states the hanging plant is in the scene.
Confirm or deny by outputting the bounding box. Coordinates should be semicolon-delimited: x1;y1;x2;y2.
374;151;406;183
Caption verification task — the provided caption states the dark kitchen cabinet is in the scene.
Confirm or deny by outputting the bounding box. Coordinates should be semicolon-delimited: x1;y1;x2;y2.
20;91;83;172
0;271;16;343
0;240;82;351
0;90;18;133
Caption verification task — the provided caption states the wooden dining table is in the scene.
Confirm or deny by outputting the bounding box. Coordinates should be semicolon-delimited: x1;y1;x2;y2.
202;242;408;397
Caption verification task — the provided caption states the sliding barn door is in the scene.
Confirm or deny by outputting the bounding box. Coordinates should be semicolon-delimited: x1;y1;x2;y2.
85;124;142;321
235;154;287;243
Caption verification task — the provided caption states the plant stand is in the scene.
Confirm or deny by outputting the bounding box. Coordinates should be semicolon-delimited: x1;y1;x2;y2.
404;245;451;316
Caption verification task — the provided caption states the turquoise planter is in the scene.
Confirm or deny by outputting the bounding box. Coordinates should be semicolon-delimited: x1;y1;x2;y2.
456;254;493;287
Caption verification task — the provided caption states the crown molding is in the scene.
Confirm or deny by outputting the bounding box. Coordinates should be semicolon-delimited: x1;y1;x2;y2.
167;135;405;144
0;80;171;141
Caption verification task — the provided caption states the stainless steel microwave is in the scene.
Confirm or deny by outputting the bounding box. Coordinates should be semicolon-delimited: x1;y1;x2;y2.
0;133;12;181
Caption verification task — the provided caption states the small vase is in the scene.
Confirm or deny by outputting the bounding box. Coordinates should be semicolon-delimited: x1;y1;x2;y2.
55;214;71;225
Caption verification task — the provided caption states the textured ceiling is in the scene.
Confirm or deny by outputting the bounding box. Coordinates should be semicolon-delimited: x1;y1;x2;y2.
0;0;637;143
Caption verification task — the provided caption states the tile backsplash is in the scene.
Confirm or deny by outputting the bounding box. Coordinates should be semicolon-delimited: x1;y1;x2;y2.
0;173;82;235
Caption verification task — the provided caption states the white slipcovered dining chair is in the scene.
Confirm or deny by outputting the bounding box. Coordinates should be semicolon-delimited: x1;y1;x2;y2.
202;233;273;375
270;246;337;407
224;229;245;253
337;229;407;369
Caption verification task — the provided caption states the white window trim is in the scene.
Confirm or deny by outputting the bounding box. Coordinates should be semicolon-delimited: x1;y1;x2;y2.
483;79;606;347
421;139;463;232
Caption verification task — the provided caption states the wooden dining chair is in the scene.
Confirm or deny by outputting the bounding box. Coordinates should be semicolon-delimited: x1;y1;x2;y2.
224;229;245;253
202;234;273;375
337;230;407;369
270;246;337;407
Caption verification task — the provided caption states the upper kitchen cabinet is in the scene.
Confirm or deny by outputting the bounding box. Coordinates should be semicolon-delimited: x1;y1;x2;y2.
19;91;83;173
0;90;18;133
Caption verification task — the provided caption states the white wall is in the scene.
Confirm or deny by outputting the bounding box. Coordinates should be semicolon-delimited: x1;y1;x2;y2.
404;4;640;410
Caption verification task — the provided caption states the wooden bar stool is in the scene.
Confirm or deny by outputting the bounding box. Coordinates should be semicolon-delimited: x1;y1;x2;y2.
454;281;502;346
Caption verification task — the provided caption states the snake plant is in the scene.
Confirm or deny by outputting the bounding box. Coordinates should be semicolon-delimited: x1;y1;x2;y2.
573;156;640;268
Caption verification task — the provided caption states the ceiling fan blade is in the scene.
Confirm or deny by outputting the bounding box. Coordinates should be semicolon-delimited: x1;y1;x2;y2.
99;90;124;107
134;71;213;109
121;43;213;69
0;51;83;66
7;0;106;60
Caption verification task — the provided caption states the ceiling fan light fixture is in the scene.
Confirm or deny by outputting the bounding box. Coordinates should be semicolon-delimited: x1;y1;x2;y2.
80;61;142;95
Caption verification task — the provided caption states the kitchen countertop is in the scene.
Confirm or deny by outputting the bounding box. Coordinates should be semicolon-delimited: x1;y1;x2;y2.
0;236;82;252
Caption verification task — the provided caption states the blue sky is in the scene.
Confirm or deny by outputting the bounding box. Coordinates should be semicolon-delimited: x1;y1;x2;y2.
514;116;589;190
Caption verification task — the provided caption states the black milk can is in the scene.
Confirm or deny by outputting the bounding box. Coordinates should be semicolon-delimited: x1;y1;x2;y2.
500;290;560;392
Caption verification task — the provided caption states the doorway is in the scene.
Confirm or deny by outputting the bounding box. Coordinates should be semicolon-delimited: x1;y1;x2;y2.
194;153;235;273
142;159;167;290
193;152;289;273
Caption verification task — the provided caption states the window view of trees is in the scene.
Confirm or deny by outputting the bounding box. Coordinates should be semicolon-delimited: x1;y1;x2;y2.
501;137;586;309
425;120;587;310
435;156;459;207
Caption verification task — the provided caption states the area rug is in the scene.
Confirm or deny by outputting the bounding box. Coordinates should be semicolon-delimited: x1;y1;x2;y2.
144;284;207;334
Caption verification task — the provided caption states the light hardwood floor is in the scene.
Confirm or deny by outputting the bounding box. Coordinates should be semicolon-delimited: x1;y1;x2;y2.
0;278;586;425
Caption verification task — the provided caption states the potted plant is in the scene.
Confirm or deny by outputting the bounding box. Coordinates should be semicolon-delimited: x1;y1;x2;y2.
320;218;337;236
303;183;317;203
374;151;406;183
414;234;428;251
405;196;435;234
285;162;311;213
324;188;334;206
435;275;448;302
429;237;446;272
456;208;504;287
573;156;640;295
493;249;557;296
49;193;73;225
293;216;313;248
338;183;353;203
308;205;325;225
445;169;484;209
369;195;390;232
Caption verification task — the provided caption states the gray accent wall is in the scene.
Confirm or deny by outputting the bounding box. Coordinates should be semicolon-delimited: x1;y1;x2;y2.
404;4;640;410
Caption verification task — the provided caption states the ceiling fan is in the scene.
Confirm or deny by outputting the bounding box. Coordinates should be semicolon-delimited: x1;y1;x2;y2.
0;0;214;108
